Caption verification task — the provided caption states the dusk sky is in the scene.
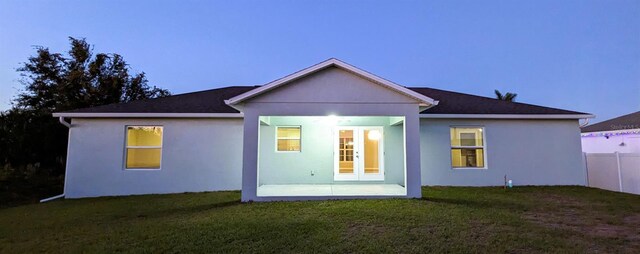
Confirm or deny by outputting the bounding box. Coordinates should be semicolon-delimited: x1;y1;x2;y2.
1;0;638;123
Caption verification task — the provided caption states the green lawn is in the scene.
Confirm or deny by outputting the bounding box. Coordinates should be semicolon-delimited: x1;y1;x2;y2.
1;187;639;253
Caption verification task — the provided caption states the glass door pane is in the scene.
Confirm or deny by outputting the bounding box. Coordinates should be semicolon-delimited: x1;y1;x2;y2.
338;130;354;174
363;129;380;174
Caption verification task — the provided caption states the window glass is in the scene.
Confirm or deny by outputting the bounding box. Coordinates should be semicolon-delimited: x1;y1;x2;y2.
338;129;354;173
277;127;301;139
126;148;162;168
450;127;483;147
277;139;300;151
127;126;163;147
450;127;485;168
363;130;380;174
276;126;301;152
451;148;485;168
126;126;163;169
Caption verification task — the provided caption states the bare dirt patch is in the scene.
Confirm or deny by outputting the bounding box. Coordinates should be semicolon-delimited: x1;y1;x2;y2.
345;222;388;238
523;193;640;251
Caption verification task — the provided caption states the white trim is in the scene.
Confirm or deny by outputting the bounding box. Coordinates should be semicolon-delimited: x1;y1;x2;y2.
333;126;385;181
52;112;593;120
359;127;385;181
402;119;407;194
124;125;164;170
334;127;358;181
275;126;302;153
450;126;488;170
52;113;244;118
615;152;623;192
225;58;438;107
421;114;594;119
58;117;71;128
124;168;163;171
40;194;65;203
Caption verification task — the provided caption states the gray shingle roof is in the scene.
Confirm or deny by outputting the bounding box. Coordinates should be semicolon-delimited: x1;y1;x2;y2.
61;86;256;114
410;87;587;115
581;111;640;133
57;85;590;116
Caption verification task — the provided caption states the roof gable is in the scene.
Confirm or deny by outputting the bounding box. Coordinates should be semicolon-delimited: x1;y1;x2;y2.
225;58;438;107
244;66;422;104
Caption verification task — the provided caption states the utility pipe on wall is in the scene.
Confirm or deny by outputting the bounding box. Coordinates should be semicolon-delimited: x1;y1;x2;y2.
40;117;71;203
58;116;71;128
579;118;590;128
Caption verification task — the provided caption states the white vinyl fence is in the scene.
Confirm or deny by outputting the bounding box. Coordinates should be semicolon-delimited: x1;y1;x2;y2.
584;152;640;195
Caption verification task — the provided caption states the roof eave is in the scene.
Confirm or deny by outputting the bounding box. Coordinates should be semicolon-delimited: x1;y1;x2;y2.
420;114;595;119
52;112;244;118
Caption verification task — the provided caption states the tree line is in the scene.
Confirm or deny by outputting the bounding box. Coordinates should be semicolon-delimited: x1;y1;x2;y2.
0;38;170;205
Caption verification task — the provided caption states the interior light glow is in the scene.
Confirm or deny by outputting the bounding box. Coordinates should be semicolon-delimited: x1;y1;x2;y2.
368;130;381;140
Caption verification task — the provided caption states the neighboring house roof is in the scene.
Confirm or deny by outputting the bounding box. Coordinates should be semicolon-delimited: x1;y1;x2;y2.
581;111;640;133
53;85;592;119
225;58;438;107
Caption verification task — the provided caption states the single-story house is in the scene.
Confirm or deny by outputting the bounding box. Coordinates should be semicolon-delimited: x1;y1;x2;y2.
53;58;593;201
581;111;640;153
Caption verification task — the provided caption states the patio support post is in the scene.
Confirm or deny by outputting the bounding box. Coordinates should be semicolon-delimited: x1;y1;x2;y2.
404;113;422;198
241;110;260;202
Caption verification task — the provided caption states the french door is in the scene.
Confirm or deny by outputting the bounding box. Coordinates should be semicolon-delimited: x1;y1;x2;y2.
334;127;384;181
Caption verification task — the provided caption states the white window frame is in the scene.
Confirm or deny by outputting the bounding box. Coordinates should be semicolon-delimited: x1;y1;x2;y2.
275;126;301;153
450;126;487;170
124;125;164;170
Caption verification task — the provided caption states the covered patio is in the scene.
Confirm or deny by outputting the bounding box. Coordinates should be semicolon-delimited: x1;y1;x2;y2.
255;116;408;197
226;59;430;201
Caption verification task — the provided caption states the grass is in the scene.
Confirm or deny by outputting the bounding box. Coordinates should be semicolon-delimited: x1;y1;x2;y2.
0;175;63;208
1;186;639;253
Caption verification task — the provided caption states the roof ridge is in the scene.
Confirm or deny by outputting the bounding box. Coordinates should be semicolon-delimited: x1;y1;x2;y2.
588;110;640;124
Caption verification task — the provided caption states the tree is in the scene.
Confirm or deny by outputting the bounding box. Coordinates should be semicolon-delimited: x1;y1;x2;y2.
0;37;170;202
15;37;169;112
494;90;517;102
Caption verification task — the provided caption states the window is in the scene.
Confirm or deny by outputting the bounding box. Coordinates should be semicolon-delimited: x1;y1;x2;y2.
450;127;485;168
276;126;301;152
125;126;163;169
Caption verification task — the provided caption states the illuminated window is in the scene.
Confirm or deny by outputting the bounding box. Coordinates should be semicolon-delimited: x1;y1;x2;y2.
276;126;301;152
450;127;485;168
125;126;163;169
